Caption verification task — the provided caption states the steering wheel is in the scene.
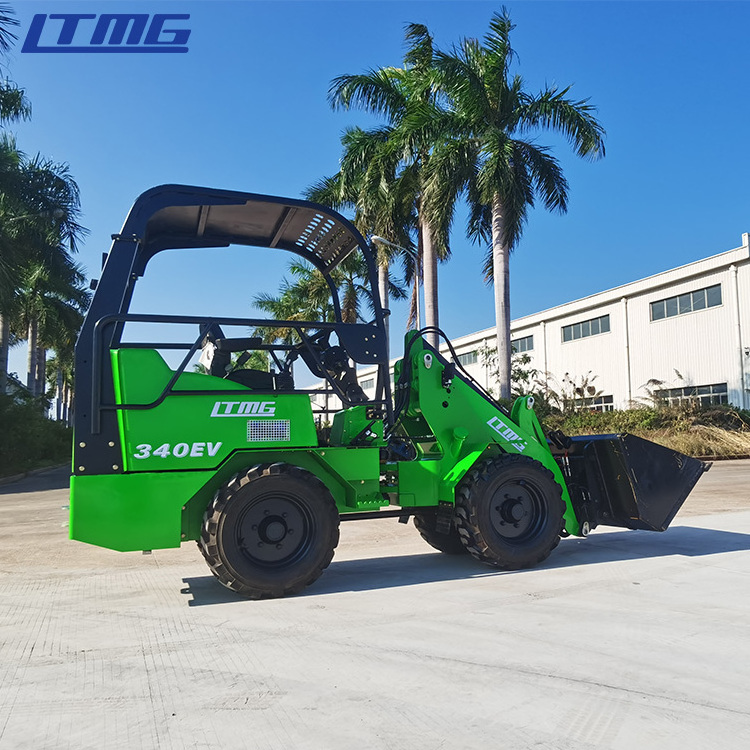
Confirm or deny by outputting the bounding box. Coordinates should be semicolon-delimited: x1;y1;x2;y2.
292;329;332;378
199;322;226;348
302;328;331;349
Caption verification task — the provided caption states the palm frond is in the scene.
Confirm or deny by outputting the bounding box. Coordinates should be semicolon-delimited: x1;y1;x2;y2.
434;47;493;127
328;68;409;122
403;23;434;71
304;174;353;212
0;81;30;124
421;136;475;247
0;2;18;55
513;139;568;213
517;86;606;159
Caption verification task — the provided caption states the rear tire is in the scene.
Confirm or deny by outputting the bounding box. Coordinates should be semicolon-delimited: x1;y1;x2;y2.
413;511;468;555
198;463;339;599
455;454;564;569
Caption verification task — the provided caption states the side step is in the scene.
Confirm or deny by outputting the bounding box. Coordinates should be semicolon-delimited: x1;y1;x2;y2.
563;433;710;532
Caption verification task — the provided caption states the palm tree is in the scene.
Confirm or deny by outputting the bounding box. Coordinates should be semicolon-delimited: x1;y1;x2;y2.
0;136;23;392
0;146;86;394
254;254;403;344
328;23;461;348
254;260;337;346
0;3;30;127
37;268;89;401
46;340;77;424
13;255;89;397
306;127;412;346
0;5;37;395
429;9;605;398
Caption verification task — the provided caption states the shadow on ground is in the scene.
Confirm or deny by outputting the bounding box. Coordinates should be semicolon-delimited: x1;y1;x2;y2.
0;467;69;495
181;524;750;605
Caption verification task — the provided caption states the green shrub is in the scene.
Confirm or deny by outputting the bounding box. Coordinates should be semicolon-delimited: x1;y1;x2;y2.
542;402;750;436
0;394;71;477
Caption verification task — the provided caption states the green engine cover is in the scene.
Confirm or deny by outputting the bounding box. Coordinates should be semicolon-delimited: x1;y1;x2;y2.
111;349;318;472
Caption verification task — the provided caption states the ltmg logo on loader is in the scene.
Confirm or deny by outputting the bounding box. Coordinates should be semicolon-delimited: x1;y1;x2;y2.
211;401;277;417
487;417;526;452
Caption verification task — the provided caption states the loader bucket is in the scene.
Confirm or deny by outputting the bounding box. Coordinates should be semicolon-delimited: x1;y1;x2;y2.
564;434;710;532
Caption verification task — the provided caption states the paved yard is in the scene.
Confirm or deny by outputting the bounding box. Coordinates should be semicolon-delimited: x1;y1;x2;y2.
0;462;748;749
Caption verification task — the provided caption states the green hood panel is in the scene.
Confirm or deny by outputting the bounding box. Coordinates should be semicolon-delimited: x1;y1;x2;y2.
111;348;318;471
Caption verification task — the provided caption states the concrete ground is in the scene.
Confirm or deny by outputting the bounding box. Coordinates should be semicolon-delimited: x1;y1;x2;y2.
0;461;748;750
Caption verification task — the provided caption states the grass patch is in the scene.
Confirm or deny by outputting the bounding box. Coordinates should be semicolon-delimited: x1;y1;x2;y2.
0;394;71;477
545;403;750;458
642;426;750;458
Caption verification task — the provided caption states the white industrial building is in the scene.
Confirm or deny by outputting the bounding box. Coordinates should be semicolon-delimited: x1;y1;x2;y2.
353;232;750;411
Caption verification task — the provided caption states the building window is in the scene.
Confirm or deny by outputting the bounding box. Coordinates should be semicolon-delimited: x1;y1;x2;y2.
573;395;614;412
360;378;374;390
457;350;478;366
511;335;533;353
562;315;610;342
656;382;728;407
650;284;722;321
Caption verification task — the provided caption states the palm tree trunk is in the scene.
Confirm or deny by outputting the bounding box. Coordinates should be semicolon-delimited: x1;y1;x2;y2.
408;282;419;330
0;314;9;394
492;194;512;400
37;346;47;402
422;220;439;348
65;380;74;426
407;231;423;330
62;380;69;425
26;319;38;395
56;368;63;420
377;258;390;356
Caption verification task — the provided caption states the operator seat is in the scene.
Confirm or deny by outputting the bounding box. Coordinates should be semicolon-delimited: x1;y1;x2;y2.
224;368;276;390
202;329;290;391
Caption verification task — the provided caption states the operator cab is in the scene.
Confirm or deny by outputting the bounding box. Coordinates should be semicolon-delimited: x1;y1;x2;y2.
74;186;392;475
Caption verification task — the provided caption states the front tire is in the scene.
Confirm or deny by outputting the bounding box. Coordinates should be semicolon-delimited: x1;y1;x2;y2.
455;454;564;570
198;463;339;599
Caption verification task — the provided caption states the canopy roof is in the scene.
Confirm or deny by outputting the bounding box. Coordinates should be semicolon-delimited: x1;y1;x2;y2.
126;185;364;275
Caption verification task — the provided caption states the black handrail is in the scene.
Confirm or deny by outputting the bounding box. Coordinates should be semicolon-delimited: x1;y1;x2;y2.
89;312;391;433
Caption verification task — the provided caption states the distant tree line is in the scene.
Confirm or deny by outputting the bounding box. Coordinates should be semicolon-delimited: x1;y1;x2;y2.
0;3;89;424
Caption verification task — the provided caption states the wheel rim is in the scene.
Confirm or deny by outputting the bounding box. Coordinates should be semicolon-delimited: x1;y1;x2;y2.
488;477;546;543
235;492;315;568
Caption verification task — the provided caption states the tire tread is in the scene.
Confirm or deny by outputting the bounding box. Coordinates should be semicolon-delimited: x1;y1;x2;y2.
198;463;339;599
454;454;564;569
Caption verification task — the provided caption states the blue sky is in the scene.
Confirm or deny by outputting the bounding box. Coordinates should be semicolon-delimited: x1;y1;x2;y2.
6;0;750;376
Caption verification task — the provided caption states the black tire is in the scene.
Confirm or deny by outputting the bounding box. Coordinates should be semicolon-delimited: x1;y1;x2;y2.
455;454;565;570
413;511;468;555
198;463;339;599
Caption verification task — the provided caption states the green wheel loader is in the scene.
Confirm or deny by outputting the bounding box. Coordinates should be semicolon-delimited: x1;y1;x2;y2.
70;185;709;599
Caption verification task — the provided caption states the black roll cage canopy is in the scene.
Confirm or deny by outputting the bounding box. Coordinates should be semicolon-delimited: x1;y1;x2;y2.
74;185;391;476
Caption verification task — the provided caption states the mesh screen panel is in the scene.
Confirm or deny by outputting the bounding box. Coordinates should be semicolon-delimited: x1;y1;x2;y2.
247;420;291;442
